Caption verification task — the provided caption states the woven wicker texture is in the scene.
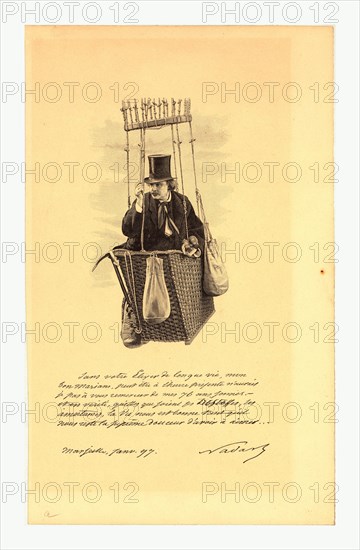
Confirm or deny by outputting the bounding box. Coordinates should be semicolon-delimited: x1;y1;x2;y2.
168;253;215;339
114;250;214;343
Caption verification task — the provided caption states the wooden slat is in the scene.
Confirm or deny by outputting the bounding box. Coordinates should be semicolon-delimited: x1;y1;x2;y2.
124;115;192;132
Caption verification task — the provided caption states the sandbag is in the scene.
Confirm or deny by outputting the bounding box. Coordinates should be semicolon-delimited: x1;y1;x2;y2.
143;255;171;324
203;225;229;297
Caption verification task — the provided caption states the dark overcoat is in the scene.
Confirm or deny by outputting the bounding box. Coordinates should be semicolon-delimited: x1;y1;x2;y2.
121;191;204;251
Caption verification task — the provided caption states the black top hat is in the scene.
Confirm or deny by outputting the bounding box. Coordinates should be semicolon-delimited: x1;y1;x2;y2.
144;154;173;183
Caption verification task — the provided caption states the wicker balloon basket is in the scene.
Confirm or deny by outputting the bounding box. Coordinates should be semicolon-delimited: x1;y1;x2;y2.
94;97;225;345
112;249;215;345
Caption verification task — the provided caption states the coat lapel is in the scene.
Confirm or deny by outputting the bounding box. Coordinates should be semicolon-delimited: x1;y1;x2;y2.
172;191;186;236
146;193;158;231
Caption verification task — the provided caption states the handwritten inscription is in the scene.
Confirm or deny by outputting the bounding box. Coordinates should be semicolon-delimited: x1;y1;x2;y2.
62;446;156;458
53;369;260;430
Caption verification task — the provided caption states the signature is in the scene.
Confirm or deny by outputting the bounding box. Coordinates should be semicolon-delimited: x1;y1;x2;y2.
44;511;60;518
199;441;270;463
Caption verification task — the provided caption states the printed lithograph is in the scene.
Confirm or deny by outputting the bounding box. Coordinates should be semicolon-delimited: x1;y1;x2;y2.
26;25;335;524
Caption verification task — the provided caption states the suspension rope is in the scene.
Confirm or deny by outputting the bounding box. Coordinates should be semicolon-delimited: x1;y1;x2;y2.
187;118;211;241
139;127;146;251
175;122;189;241
188;119;201;218
125;130;131;209
170;124;179;190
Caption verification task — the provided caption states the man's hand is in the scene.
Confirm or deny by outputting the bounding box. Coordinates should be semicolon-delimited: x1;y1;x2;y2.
181;237;201;258
135;182;144;209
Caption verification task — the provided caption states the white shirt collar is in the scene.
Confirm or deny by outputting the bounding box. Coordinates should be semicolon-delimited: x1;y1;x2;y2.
159;191;172;204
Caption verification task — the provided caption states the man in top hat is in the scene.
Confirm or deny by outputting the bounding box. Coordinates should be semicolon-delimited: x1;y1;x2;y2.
122;154;204;253
120;154;205;347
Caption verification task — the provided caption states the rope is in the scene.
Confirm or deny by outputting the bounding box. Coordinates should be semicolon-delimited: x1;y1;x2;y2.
139;127;146;251
175;122;189;240
188;119;201;218
124;251;142;334
197;192;212;242
187;113;211;241
125;131;131;208
170;124;179;190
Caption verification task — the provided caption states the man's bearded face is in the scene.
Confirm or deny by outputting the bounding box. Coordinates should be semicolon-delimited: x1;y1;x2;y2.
147;180;169;201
